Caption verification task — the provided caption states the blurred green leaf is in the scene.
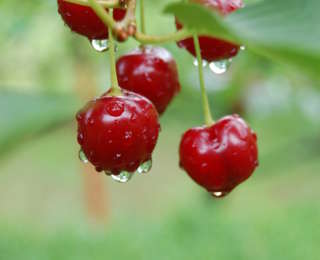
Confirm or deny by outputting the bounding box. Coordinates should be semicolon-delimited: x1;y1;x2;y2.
0;91;79;157
165;0;320;79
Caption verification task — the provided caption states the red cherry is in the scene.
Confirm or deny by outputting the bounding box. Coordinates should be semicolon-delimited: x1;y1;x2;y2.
179;114;258;197
116;46;181;114
176;0;243;62
57;0;126;40
76;90;160;175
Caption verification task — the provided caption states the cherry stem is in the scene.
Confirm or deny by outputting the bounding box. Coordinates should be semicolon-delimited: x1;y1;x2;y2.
139;0;146;35
193;34;214;126
134;29;191;44
88;0;121;95
108;10;122;95
75;0;191;44
66;0;120;8
88;0;117;28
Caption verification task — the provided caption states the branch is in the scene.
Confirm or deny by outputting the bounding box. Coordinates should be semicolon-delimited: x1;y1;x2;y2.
134;28;192;44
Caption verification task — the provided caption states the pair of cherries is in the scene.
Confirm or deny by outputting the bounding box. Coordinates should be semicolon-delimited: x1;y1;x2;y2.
58;0;258;197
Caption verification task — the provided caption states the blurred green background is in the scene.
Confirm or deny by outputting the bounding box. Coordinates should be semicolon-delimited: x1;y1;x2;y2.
0;0;320;259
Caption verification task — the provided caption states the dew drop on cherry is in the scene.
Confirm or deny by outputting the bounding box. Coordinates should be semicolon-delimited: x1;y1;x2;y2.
137;159;152;174
209;59;232;74
211;191;228;198
79;149;89;163
91;39;109;52
193;59;208;68
111;171;134;183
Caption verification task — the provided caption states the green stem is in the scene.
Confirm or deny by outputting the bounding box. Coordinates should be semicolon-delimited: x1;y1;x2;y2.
66;0;120;8
134;29;191;44
140;0;146;34
88;0;116;28
108;11;122;95
193;34;214;126
88;0;121;94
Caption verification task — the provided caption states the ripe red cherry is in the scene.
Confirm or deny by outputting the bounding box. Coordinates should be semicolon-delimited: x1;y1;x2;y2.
57;0;126;40
76;90;160;176
176;0;243;62
116;46;181;114
179;114;258;197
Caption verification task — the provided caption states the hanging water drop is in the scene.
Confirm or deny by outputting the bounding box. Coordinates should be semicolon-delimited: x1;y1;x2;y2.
211;191;228;198
79;149;89;163
193;59;208;68
240;45;246;51
111;171;133;183
209;59;232;74
114;43;119;52
137;159;152;174
91;39;109;52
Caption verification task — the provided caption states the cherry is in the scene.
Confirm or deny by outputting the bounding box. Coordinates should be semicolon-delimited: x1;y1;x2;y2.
116;46;181;114
76;90;160;176
57;0;126;40
175;0;243;62
179;114;258;197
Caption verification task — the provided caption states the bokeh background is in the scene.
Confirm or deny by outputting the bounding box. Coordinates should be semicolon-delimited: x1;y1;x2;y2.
1;0;320;259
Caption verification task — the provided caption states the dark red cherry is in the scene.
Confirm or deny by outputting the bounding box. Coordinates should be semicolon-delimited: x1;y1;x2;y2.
179;114;258;197
57;0;126;40
176;0;243;62
76;90;160;175
116;46;181;114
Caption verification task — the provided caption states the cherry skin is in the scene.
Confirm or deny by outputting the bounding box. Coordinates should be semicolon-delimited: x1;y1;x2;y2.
76;90;160;175
179;114;258;197
116;46;181;114
176;0;243;62
57;0;126;40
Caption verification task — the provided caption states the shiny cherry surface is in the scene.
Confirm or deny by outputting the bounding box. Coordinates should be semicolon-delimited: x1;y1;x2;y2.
57;0;126;40
179;114;258;196
116;46;181;114
76;90;160;174
176;0;243;61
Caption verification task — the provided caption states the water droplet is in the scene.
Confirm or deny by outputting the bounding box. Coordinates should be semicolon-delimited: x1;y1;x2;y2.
111;171;133;183
137;160;152;174
106;101;124;116
79;149;89;163
124;131;133;140
91;39;109;52
211;191;228;198
209;59;232;74
193;59;208;67
240;45;246;51
114;43;119;52
89;118;95;125
115;153;122;160
77;133;84;145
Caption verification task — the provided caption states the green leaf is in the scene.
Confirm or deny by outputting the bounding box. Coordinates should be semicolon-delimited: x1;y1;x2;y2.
0;91;79;157
164;0;320;79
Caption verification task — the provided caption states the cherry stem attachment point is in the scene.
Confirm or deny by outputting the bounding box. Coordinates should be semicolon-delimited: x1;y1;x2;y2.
193;34;214;126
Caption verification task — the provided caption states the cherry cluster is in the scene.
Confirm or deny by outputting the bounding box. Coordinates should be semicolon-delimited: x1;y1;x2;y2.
57;0;258;198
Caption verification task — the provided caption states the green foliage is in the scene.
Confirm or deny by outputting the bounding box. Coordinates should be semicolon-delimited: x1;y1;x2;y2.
0;112;320;260
0;92;79;156
165;0;320;79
